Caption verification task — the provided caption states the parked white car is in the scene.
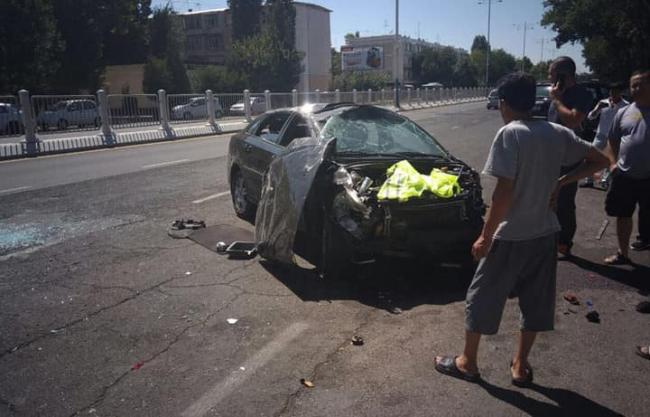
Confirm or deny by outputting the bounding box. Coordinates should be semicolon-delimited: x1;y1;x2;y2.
229;96;266;116
171;97;223;120
37;99;99;130
0;103;22;135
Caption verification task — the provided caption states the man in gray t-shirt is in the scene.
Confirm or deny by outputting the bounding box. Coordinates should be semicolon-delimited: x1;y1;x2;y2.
604;70;650;264
434;73;608;385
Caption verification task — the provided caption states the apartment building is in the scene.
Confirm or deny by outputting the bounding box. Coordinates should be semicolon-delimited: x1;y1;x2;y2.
342;35;441;84
178;2;331;91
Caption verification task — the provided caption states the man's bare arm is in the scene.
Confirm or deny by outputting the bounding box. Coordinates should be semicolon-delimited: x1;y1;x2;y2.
471;177;514;260
558;147;610;187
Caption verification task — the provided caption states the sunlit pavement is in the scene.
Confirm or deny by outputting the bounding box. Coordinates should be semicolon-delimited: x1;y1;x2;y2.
0;102;648;416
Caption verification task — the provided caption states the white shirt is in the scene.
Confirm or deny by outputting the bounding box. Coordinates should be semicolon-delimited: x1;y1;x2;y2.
588;98;629;145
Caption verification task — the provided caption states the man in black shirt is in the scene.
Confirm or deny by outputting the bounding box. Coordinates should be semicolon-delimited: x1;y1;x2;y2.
547;56;593;257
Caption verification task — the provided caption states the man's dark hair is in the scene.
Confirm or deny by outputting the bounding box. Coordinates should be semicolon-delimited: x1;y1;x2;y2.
609;82;625;90
496;72;536;112
551;56;576;76
631;69;650;82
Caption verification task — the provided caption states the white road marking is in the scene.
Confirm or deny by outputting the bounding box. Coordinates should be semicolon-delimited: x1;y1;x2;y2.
142;159;190;169
192;191;230;204
181;322;309;417
0;186;31;195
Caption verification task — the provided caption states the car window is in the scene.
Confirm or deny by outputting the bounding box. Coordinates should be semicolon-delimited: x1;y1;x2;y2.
255;112;291;143
0;106;7;114
246;115;267;134
83;101;96;110
279;115;311;147
68;102;82;111
536;86;550;97
321;107;447;156
193;98;205;106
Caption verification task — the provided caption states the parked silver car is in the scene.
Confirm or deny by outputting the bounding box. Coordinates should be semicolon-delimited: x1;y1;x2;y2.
171;97;224;120
37;99;99;130
486;89;499;109
0;103;22;135
230;96;266;116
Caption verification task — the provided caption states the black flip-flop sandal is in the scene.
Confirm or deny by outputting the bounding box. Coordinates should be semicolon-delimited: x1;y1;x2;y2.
434;356;481;383
510;361;534;387
635;346;650;360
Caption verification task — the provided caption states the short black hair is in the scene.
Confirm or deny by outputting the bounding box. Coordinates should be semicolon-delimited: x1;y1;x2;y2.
496;72;536;112
631;70;650;82
551;56;576;76
608;82;625;90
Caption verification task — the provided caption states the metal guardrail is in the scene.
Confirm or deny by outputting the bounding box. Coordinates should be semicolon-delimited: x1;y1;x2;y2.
0;95;22;136
31;94;98;134
107;94;160;129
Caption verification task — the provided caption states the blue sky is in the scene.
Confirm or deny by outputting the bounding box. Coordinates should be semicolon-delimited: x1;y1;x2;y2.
159;0;587;73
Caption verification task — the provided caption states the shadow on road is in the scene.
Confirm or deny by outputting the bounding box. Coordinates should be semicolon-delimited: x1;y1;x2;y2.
566;255;650;292
260;258;470;313
479;380;624;417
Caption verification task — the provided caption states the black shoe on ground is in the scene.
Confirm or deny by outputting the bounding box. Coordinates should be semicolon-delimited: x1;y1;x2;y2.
630;239;650;251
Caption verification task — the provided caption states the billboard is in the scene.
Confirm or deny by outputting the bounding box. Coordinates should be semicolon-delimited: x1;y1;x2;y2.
341;46;384;71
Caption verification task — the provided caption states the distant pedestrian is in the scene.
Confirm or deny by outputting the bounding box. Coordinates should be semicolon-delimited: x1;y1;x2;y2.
547;56;593;257
580;83;629;187
603;70;650;264
434;72;607;385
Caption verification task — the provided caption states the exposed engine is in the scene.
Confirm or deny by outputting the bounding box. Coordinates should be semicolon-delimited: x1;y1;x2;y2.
329;162;485;244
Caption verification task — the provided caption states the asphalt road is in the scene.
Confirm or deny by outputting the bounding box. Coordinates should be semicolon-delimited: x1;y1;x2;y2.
1;102;649;417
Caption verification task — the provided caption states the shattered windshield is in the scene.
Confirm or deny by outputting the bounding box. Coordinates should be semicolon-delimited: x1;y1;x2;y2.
319;107;447;157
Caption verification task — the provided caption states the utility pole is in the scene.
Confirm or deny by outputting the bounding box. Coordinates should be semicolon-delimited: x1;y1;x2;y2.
513;21;534;71
537;37;545;62
394;0;400;108
478;0;502;90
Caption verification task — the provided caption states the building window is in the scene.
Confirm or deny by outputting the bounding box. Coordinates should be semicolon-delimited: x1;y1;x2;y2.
205;34;222;50
205;14;219;27
185;15;202;30
186;35;203;51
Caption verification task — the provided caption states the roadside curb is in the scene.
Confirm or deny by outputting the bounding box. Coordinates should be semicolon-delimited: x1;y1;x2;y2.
0;98;484;161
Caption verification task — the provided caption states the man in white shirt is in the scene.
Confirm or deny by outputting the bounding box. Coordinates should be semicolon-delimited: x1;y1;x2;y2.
581;83;629;187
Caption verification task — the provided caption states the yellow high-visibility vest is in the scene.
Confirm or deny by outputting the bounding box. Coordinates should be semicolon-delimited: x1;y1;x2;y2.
377;160;461;202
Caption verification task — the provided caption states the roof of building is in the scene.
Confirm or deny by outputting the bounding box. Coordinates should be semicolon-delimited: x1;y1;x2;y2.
178;8;228;16
177;2;331;16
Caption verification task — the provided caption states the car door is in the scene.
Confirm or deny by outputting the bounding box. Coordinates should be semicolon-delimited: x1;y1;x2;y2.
82;101;97;125
67;101;82;125
243;111;292;200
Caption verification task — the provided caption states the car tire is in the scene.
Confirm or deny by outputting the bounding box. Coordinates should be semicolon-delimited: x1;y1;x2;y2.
215;110;224;118
230;169;256;220
57;119;68;130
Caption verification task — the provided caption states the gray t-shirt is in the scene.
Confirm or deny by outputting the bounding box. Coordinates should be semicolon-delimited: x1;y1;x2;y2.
608;102;650;179
483;120;592;241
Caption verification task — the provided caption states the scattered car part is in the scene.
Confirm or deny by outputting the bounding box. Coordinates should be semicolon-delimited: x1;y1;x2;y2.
225;241;257;259
351;336;364;346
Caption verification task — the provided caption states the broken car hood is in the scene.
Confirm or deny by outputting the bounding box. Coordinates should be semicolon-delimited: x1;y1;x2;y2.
255;136;336;263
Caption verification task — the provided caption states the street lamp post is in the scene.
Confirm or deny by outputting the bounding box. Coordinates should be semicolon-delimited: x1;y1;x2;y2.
478;0;502;91
394;0;400;108
514;21;534;71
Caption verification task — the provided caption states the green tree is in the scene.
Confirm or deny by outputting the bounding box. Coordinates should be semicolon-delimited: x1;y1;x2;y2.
489;49;517;84
143;6;190;93
470;35;489;85
471;35;489;53
530;60;551;82
542;0;650;82
102;1;152;65
228;0;263;41
411;46;458;86
453;53;479;87
331;48;342;79
515;56;534;73
189;66;248;93
0;0;63;93
333;71;391;91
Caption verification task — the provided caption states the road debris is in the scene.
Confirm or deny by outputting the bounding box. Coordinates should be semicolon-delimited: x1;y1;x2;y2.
215;241;228;253
596;219;609;240
563;292;580;305
351;336;364;346
185;271;192;276
300;378;315;388
131;361;144;371
585;300;601;323
227;318;238;325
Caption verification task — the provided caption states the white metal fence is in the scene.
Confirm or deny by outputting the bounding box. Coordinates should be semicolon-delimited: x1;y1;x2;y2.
1;86;488;140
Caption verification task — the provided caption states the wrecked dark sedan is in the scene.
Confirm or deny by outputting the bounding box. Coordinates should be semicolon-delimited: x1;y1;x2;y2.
227;104;485;278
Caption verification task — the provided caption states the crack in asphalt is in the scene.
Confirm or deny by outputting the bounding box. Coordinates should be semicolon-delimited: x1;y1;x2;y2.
273;308;377;417
68;292;245;417
0;274;182;360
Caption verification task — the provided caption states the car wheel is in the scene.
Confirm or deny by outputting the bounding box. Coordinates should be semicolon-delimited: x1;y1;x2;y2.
183;112;192;120
230;169;255;220
215;110;224;118
57;119;68;130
